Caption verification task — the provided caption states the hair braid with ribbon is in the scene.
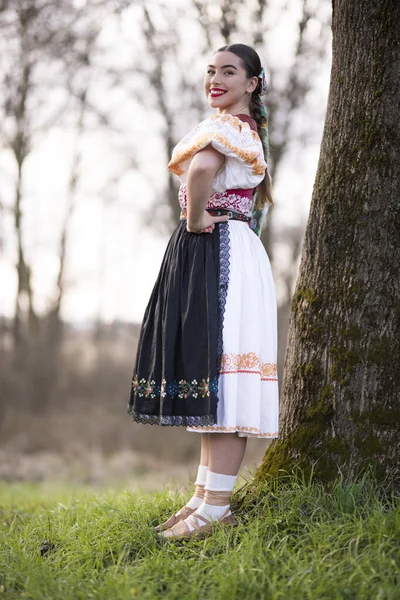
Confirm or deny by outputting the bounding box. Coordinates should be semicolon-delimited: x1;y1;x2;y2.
249;66;273;208
253;68;269;160
217;44;273;208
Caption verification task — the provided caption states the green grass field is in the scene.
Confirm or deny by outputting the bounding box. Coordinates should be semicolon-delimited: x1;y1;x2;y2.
0;470;399;599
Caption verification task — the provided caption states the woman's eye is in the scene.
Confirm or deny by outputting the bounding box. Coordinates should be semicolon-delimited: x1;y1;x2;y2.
206;70;234;75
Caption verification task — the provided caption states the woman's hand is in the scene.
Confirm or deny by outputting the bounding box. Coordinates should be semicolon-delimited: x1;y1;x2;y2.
186;210;229;234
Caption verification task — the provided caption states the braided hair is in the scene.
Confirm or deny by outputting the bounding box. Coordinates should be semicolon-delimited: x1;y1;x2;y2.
217;43;273;208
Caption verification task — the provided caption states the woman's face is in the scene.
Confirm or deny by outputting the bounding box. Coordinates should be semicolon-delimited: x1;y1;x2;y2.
204;51;258;114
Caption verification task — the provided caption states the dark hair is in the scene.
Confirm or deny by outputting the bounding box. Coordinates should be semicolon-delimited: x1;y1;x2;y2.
217;43;273;207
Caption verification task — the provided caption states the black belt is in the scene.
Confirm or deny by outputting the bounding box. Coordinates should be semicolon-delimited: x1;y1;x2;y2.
180;208;251;224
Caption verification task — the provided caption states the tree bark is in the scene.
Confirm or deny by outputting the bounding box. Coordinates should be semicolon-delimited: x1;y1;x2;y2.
256;0;400;486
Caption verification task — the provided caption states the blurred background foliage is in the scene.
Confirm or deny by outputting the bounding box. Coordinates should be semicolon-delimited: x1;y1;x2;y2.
0;0;331;486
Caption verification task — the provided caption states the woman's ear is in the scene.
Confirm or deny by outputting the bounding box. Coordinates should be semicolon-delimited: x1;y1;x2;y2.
247;76;259;94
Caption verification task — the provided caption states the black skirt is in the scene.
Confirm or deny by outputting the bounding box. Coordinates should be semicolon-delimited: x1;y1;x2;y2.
127;219;230;427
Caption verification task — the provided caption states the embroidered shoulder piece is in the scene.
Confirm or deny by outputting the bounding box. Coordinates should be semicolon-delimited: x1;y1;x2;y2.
168;114;267;192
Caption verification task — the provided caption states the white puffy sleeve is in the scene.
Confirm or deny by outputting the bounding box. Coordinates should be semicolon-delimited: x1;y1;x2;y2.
167;114;267;192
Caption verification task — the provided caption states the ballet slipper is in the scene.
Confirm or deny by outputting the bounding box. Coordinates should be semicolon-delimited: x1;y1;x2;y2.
154;506;196;532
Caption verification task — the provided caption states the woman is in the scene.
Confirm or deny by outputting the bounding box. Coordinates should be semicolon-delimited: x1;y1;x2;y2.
128;43;279;540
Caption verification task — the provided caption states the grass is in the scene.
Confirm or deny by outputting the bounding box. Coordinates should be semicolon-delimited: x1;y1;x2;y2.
0;470;399;599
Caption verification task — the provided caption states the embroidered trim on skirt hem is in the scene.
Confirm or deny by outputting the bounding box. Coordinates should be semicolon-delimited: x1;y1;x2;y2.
126;413;218;427
187;425;279;439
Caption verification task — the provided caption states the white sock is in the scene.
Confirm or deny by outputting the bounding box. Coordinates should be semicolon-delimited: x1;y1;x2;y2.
184;471;237;531
184;464;208;510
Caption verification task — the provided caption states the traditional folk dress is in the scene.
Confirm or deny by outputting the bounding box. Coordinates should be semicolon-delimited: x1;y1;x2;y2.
128;113;279;439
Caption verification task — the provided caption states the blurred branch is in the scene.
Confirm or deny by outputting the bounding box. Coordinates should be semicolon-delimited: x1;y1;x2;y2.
219;0;239;43
50;88;88;330
140;5;193;227
10;13;38;351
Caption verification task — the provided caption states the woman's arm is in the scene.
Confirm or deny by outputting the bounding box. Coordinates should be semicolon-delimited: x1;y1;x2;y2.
186;146;228;233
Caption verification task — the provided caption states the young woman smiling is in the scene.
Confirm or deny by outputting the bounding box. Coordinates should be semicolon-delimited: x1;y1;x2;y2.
128;44;279;540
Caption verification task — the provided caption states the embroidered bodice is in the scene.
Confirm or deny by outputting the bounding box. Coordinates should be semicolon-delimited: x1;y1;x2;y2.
178;185;252;219
168;113;268;236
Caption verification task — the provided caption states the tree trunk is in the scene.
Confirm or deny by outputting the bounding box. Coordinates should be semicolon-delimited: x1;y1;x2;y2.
12;57;39;354
256;0;400;486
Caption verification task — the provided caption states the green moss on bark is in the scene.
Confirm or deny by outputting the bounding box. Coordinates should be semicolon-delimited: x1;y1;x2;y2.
292;287;322;313
256;390;337;483
299;362;323;382
354;433;386;456
329;345;360;384
305;387;333;419
292;288;328;342
341;325;363;340
350;407;400;426
325;436;350;458
255;438;292;480
367;336;391;365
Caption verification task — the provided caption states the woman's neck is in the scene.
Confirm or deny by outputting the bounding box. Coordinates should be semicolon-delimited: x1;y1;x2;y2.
217;110;251;117
217;100;251;117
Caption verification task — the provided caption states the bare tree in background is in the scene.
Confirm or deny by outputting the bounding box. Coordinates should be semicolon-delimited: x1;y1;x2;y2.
133;3;214;229
2;3;39;351
48;21;106;342
0;1;88;353
0;0;134;408
140;7;183;226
